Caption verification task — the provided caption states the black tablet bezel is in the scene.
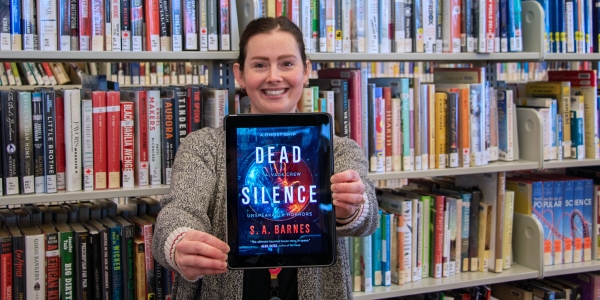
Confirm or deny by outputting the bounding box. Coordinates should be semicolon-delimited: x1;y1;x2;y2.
225;113;337;269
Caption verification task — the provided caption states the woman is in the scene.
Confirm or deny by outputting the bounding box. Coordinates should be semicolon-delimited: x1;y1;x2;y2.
153;16;378;299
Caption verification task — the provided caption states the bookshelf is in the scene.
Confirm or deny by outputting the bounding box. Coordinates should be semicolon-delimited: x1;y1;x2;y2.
0;51;240;62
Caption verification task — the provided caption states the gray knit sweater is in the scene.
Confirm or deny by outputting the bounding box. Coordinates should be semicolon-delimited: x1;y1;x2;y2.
152;127;378;300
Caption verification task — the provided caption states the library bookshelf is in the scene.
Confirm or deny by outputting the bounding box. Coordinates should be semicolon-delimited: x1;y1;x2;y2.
2;0;600;299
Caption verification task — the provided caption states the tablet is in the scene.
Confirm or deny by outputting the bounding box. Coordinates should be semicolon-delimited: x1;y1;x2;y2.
225;113;336;269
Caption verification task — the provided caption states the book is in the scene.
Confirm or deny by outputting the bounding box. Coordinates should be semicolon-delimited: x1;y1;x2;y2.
121;101;135;188
1;90;19;195
106;91;121;189
62;89;82;192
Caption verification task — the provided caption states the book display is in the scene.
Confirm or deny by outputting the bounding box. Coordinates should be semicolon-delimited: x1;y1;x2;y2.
3;0;600;299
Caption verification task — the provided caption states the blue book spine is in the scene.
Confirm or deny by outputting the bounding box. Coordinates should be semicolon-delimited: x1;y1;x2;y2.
585;0;592;52
171;0;182;51
361;235;372;292
9;0;20;49
372;210;382;286
319;0;325;52
401;78;411;170
497;90;509;159
542;181;555;265
538;0;550;52
110;227;123;300
460;193;471;272
552;180;564;264
413;0;422;52
499;0;508;52
550;0;556;52
573;179;585;262
583;178;593;261
595;0;600;52
557;114;563;160
551;101;558;159
382;212;391;286
558;0;566;52
563;180;575;263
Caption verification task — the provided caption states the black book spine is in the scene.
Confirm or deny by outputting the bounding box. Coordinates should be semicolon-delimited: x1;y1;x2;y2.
43;90;57;193
161;97;175;185
32;92;45;193
46;231;60;299
121;223;134;300
468;189;481;271
109;226;122;299
99;227;111;300
446;92;459;168
155;260;164;299
11;229;25;300
89;229;102;300
75;230;90;300
1;90;19;195
69;0;79;50
18;91;34;194
187;85;202;132
174;88;187;151
159;0;170;40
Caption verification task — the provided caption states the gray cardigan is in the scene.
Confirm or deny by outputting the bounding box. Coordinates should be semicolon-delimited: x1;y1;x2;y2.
152;127;378;300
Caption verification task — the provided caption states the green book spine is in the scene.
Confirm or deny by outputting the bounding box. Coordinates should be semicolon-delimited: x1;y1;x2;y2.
59;231;74;300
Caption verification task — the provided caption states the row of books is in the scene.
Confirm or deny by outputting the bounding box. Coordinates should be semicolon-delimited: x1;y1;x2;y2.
0;62;71;86
540;0;597;54
0;0;232;52
387;285;493;300
0;82;229;195
259;0;525;53
0;197;171;300
352;173;515;292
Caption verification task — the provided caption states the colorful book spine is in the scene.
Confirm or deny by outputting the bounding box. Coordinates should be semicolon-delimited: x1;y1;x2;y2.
183;0;197;50
120;0;130;50
144;0;159;51
169;0;181;51
563;180;575;263
9;0;21;50
130;0;143;51
18;91;34;194
147;90;162;185
219;0;230;50
55;93;65;190
90;0;104;51
78;0;91;50
583;178;593;261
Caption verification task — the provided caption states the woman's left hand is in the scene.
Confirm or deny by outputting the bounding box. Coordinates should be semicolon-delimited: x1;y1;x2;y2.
331;170;366;220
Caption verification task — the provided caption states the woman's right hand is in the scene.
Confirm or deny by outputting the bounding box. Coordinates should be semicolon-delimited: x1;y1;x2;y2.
174;230;230;281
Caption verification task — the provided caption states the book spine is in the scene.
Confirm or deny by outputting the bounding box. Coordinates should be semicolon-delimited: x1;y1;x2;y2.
25;234;45;299
120;0;130;50
17;92;33;194
218;0;230;50
68;0;79;50
158;0;170;51
183;0;197;50
134;239;146;299
12;234;24;300
92;91;107;189
110;0;120;50
104;0;111;50
63;90;82;191
135;90;149;186
32;92;45;193
198;0;207;51
58;231;73;300
361;235;372;292
29;63;45;85
9;0;21;50
485;0;495;52
109;227;123;299
422;0;435;53
147;90;162;185
170;0;181;51
120;101;135;188
90;0;104;51
144;0;159;51
37;0;57;50
79;0;90;50
130;0;142;51
106;91;121;189
122;223;134;300
46;231;60;300
161;97;175;185
9;62;21;86
552;181;564;265
583;179;593;261
373;88;384;173
0;235;12;300
447;93;459;168
187;86;202;132
43;90;57;193
57;0;70;50
22;0;34;50
1;91;18;195
81;99;94;191
0;0;10;50
434;92;447;169
365;0;378;53
384;89;392;172
55;94;65;190
206;0;218;50
372;211;382;286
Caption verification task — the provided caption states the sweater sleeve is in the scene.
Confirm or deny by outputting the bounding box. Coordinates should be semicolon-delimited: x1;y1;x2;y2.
333;137;379;237
152;128;222;272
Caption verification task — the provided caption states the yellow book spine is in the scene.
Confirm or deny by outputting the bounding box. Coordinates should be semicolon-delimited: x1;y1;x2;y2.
134;239;146;300
435;92;447;169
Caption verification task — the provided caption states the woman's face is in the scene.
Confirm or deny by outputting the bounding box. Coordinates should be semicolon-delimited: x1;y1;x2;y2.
234;30;310;114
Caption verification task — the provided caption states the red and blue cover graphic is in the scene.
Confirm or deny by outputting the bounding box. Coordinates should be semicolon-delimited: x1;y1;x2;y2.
236;126;327;256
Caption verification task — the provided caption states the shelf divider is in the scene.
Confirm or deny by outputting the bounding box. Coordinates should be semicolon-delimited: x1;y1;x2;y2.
513;213;544;278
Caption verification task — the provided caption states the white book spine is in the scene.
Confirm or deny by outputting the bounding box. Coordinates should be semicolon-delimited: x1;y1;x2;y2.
342;0;351;52
25;234;46;300
37;0;58;50
147;90;162;185
301;0;311;52
30;63;45;85
121;102;134;188
392;98;401;171
393;0;405;53
365;0;378;53
378;0;390;53
413;201;423;281
355;0;366;52
477;0;486;52
442;0;451;53
82;99;94;191
422;0;436;53
111;0;121;51
402;200;413;283
64;90;82;191
325;0;335;52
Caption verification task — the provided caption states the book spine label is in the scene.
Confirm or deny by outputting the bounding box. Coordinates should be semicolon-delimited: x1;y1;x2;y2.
92;91;107;189
147;91;162;185
82;99;94;190
144;0;159;51
19;92;35;194
121;101;135;188
43;91;57;193
120;0;130;50
161;97;175;184
2;91;19;195
170;0;182;51
78;0;90;50
46;232;60;300
90;0;104;51
55;95;65;190
183;0;197;50
37;0;58;50
107;91;121;189
63;90;82;191
25;235;45;299
110;0;120;50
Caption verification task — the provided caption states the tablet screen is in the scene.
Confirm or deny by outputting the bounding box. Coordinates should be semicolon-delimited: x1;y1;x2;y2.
225;114;336;269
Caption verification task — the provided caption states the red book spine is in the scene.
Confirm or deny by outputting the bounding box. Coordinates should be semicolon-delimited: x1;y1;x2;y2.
55;95;66;190
137;90;149;186
41;63;56;79
383;87;392;172
92;91;107;189
433;195;445;278
0;238;12;300
121;102;135;188
186;86;202;133
79;0;91;50
144;0;160;51
485;0;495;53
106;91;121;189
46;235;60;300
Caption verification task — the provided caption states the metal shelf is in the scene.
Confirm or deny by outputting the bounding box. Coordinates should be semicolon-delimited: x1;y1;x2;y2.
367;160;539;181
544;53;600;61
0;51;239;62
307;52;542;62
353;265;538;300
543;260;600;278
0;185;170;205
542;158;600;169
